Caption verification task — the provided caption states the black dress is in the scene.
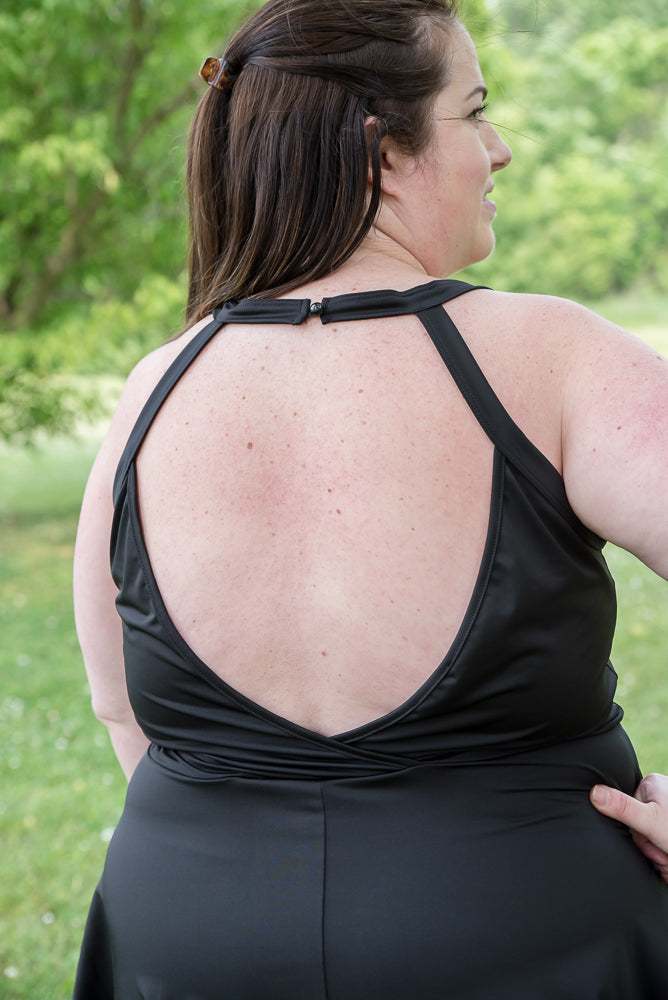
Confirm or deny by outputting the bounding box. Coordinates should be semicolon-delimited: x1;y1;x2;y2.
74;281;668;999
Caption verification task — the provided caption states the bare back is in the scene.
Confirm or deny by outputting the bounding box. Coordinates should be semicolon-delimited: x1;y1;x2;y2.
132;281;564;736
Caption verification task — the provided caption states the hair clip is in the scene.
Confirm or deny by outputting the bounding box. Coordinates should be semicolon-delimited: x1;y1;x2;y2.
199;57;234;91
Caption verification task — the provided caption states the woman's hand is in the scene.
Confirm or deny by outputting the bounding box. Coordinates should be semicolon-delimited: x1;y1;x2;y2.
591;773;668;885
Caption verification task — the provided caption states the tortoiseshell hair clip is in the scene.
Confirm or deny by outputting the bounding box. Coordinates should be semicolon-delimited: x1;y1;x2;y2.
199;57;234;91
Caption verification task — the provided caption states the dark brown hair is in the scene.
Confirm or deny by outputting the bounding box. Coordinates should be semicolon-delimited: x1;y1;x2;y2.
185;0;461;324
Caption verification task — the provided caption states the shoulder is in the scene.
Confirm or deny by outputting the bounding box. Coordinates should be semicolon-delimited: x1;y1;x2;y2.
119;316;214;426
453;288;665;381
446;288;591;365
111;316;213;448
455;287;607;338
447;289;667;515
480;294;668;575
87;315;216;493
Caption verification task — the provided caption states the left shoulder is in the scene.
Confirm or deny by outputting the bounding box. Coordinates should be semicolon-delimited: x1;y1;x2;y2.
543;296;667;574
453;288;666;403
451;289;668;575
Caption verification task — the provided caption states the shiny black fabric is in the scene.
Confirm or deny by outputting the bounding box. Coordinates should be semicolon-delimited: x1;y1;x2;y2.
75;281;668;999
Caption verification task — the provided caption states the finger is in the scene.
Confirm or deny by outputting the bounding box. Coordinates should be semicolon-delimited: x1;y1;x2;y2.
631;830;668;869
592;784;668;855
634;772;668;805
637;843;668;887
590;784;659;840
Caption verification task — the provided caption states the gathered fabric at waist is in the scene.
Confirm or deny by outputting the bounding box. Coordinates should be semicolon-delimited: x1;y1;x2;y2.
144;721;641;793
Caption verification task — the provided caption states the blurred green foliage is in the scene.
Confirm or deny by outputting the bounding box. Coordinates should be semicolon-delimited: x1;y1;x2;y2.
1;0;667;440
1;0;256;441
1;0;256;330
466;4;668;294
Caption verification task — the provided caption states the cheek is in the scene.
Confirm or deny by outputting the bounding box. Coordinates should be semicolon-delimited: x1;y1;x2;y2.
453;156;486;189
454;136;489;181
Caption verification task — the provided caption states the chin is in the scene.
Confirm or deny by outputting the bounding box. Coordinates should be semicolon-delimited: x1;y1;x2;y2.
470;231;497;267
436;229;497;277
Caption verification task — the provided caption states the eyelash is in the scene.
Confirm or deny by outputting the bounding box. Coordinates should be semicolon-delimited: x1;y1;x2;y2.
469;102;489;121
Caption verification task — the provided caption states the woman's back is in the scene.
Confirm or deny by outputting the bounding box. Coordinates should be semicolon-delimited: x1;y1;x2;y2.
134;275;560;735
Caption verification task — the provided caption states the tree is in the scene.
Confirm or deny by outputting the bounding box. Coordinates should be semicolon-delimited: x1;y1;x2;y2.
0;0;256;332
462;2;668;297
1;0;259;442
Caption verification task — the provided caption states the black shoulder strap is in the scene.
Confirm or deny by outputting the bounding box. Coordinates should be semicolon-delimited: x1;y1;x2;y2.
113;280;482;502
317;279;484;323
113;314;226;504
416;302;595;537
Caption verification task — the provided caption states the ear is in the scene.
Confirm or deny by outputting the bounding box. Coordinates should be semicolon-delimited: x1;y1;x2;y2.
364;116;408;195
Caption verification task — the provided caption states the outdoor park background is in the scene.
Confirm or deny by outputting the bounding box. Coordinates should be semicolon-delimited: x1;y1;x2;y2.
1;0;667;995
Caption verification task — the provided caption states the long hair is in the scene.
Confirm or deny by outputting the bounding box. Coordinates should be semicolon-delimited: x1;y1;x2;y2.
185;0;461;324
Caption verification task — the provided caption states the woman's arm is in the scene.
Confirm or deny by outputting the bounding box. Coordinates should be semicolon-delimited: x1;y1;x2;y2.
555;299;668;578
73;427;150;781
73;317;217;780
591;775;668;885
73;346;179;780
534;299;668;880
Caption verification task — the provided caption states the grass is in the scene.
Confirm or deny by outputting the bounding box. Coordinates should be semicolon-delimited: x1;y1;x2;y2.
0;441;126;999
1;313;667;996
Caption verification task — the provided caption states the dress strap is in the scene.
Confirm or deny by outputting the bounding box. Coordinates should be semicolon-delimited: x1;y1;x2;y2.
416;303;601;542
113;280;482;503
113;313;225;504
211;279;485;325
316;279;485;322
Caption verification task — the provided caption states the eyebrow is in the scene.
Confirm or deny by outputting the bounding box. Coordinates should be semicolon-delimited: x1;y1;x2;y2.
466;85;488;101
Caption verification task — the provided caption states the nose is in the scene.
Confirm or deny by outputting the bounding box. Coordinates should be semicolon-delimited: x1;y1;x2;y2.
486;121;512;172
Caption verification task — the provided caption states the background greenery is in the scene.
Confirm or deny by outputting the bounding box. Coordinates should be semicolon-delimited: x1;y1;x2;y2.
2;0;668;441
1;0;667;996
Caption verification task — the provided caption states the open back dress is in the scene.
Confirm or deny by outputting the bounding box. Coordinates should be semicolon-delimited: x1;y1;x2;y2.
74;281;668;999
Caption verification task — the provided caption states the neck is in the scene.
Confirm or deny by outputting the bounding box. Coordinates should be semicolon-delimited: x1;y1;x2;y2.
332;230;437;288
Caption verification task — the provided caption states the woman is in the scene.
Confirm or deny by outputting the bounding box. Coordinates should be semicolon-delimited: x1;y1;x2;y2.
73;0;668;996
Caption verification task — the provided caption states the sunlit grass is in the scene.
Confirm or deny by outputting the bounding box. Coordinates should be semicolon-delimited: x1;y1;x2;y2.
0;441;124;998
606;545;668;775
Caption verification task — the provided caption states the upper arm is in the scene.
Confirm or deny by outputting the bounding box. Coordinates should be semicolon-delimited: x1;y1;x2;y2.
73;349;174;721
74;317;212;719
557;300;668;578
73;431;128;722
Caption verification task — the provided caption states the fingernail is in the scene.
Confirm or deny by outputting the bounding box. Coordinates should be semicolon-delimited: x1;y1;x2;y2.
592;785;610;805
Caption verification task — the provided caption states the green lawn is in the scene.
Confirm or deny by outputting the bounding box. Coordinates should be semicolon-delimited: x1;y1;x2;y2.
0;441;126;999
1;343;667;996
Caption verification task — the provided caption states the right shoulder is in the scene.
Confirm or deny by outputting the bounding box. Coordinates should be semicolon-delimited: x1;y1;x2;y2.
88;315;215;490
